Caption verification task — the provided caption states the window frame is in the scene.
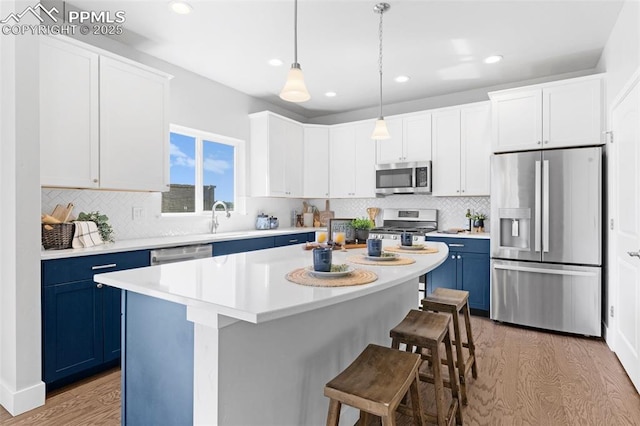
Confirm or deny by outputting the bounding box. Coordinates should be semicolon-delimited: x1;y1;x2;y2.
162;124;246;216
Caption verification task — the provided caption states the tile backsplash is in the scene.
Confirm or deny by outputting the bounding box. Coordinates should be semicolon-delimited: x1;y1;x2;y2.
42;189;304;241
310;195;490;231
43;189;489;241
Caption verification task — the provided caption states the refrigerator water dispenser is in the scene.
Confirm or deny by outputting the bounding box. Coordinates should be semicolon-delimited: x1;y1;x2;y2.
498;208;530;250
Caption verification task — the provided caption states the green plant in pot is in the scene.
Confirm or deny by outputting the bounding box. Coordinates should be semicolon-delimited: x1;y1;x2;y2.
472;213;486;232
351;217;374;243
77;211;115;242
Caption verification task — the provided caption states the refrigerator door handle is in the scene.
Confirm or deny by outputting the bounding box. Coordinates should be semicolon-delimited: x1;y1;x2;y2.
493;263;598;277
534;160;542;252
542;160;550;253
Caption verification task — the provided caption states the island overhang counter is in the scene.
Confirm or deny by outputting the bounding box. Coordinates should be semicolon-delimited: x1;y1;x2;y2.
95;242;448;425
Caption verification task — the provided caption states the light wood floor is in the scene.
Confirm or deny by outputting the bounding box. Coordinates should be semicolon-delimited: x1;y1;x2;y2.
1;317;639;425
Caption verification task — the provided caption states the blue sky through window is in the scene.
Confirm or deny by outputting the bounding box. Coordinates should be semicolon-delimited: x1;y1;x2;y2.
203;140;234;203
169;132;196;185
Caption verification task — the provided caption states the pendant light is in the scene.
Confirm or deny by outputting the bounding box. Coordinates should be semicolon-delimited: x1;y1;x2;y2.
371;3;390;140
280;0;311;102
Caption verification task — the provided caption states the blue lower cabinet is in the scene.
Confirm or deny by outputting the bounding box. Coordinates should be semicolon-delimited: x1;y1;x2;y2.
213;237;274;256
41;250;149;389
274;232;314;247
426;237;490;313
42;280;104;384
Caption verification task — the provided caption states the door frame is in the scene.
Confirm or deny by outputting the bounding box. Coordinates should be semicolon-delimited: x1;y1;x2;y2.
606;65;640;352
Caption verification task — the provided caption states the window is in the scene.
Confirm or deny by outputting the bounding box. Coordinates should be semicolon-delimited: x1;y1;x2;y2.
162;125;243;214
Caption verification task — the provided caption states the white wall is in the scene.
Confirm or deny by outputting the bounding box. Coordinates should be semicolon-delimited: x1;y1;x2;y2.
0;1;46;416
596;0;640;346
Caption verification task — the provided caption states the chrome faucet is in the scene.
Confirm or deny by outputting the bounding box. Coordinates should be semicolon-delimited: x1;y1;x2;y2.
210;201;231;233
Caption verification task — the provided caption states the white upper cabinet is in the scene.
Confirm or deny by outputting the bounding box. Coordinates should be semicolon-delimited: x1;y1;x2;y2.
40;36;171;191
40;37;99;188
303;126;330;198
250;112;303;198
490;75;603;153
329;121;376;198
99;57;170;192
460;103;491;196
432;102;491;196
376;113;431;164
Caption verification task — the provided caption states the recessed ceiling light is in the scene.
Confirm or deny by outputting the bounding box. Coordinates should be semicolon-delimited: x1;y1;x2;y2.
268;58;284;67
484;55;503;64
169;1;192;15
394;75;410;83
325;91;337;98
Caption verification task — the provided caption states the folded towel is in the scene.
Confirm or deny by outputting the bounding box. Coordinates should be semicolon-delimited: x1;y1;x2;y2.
72;221;104;248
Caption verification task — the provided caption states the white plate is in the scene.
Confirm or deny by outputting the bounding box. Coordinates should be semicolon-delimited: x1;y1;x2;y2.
397;244;425;250
363;253;398;261
306;265;354;278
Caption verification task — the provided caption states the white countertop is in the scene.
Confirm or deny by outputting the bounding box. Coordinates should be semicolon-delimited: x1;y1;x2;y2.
94;241;448;324
429;231;490;239
41;227;324;260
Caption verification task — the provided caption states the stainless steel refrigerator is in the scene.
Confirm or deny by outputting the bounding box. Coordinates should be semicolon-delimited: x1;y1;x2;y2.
490;146;602;336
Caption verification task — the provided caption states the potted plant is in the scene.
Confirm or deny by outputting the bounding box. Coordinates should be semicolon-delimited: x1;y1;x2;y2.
77;211;115;242
472;213;486;233
351;217;374;242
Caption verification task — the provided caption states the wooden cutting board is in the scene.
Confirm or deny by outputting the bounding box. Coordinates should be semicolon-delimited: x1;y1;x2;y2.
318;200;334;226
51;203;74;222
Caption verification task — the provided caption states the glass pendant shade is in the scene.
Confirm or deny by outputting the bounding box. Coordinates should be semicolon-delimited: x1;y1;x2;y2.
371;118;390;140
279;64;310;102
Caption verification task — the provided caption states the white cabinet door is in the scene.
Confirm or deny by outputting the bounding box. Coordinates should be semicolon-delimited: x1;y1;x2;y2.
375;117;403;164
285;121;304;197
354;121;376;198
432;109;461;196
403;113;432;162
99;57;169;191
491;89;542;153
303;126;330;198
461;103;491;196
329;125;356;198
543;78;603;148
40;37;99;188
267;115;289;197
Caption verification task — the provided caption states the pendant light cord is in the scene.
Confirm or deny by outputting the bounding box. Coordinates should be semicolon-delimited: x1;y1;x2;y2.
293;0;298;65
378;6;384;119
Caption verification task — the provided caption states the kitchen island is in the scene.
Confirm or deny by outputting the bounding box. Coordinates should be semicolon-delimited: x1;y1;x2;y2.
95;242;448;425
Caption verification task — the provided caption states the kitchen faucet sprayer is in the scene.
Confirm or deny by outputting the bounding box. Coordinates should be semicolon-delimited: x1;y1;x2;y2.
211;201;231;233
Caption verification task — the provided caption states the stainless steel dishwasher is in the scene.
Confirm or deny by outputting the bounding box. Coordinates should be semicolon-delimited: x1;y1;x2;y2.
150;244;213;265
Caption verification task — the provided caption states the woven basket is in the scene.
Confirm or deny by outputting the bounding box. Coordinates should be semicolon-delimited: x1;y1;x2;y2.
42;223;75;250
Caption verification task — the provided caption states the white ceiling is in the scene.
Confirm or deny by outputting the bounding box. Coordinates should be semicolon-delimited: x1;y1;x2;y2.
70;0;624;119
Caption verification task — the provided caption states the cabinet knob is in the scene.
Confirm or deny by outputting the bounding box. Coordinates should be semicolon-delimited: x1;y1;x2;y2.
456;190;459;193
461;190;465;193
93;178;99;183
451;255;455;259
537;141;541;145
457;255;461;259
544;140;549;144
399;157;402;160
96;283;103;289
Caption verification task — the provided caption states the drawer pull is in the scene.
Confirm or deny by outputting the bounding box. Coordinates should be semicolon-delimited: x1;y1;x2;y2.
91;263;117;270
449;243;465;247
288;239;299;243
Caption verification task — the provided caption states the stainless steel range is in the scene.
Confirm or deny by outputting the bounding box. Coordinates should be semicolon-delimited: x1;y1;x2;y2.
369;208;438;242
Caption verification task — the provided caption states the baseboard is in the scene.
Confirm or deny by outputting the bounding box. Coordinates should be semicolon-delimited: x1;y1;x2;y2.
0;379;46;417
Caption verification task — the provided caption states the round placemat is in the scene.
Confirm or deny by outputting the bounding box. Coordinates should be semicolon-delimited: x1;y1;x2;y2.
347;255;416;266
286;267;378;287
384;246;439;254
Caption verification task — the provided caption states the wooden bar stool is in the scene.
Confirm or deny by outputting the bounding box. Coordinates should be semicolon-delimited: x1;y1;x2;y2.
390;309;463;426
421;288;478;405
324;343;424;426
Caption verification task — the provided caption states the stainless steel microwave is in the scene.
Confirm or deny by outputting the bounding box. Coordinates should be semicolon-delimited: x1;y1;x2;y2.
375;161;432;195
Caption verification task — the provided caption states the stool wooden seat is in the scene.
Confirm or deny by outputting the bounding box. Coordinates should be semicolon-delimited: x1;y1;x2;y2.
421;288;478;405
390;310;463;426
324;343;424;426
